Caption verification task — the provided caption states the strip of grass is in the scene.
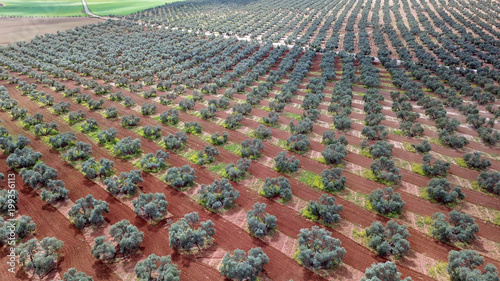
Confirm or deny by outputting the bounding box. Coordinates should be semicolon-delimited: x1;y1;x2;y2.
0;0;85;17
455;158;468;168
359;148;371;158
313;156;327;164
301;208;318;222
207;162;227;177
86;0;180;16
412;163;426;176
297;170;324;190
223;143;242;156
362;169;394;186
352;228;369;246
283;112;302;120
417;214;433;225
428;261;448;280
470;181;480;192
494;214;500;227
401;142;416;153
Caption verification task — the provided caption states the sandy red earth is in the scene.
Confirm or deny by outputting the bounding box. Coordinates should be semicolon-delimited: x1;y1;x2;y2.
1;49;499;281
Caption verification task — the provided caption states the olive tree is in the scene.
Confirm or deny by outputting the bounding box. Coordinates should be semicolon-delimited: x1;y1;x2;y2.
361;262;412;281
0;216;36;245
240;138;264;159
91;236;116;261
198;178;240;211
304;194;343;224
168;212;215;252
109;220;144;256
134;254;180;281
369;187;405;216
63;268;93;281
96;128;117;144
162;132;187;151
113;137;141;157
220;247;269;281
422;155;450;178
369;157;402;184
224;158;251;181
69;195;109;229
246;202;277;237
286;133;310;153
369;141;394;159
253;124;272;140
365;220;410;257
159;109;179;125
412;140;431;154
104;170;144;196
16;237;64;278
81;158;114;180
273;151;300;173
297;226;346;270
164;165;196;189
426;178;465;204
321;143;347;165
261;176;292;202
431;211;478;244
133;193;168;222
210;131;229;145
6;147;42;169
64;141;92;161
462;152;491;170
321;168;346;192
139;150;169;172
48;132;76;150
477;171;500;195
447;250;498;281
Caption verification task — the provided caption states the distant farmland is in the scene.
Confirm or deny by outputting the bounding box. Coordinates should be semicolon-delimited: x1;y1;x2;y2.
0;0;178;17
0;0;85;17
85;0;179;16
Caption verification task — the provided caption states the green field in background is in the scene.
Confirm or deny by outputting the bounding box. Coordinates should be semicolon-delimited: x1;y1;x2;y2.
85;0;178;16
0;0;85;17
0;0;179;17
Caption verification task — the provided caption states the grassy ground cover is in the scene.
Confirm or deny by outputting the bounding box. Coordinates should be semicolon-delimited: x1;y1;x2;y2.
0;0;84;17
85;0;179;16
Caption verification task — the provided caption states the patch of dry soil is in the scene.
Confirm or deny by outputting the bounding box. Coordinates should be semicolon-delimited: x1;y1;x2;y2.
0;17;103;46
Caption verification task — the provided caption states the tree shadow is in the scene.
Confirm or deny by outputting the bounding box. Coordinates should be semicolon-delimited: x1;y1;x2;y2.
92;260;113;280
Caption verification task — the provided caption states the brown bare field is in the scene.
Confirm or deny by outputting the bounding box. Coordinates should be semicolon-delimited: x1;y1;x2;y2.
0;17;102;46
